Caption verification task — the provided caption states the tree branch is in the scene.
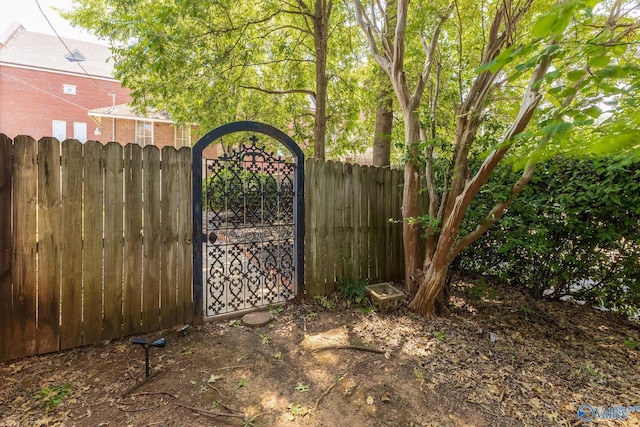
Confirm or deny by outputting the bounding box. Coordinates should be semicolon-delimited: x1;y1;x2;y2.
450;160;535;258
353;0;392;72
238;85;315;97
411;3;453;109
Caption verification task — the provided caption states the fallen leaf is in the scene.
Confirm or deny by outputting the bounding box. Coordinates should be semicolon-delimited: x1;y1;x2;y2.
208;374;223;384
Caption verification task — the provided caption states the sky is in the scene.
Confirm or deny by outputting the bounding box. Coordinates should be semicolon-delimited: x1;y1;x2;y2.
0;0;103;44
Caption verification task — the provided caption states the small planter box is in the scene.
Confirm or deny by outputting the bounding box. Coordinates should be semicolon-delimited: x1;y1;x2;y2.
365;282;405;311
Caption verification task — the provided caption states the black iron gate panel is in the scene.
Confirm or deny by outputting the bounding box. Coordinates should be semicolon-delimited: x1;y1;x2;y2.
192;122;304;319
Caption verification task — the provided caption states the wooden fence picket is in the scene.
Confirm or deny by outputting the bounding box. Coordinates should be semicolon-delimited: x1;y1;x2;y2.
176;147;193;322
83;141;104;344
103;142;124;341
12;136;38;357
60;139;84;350
0;135;15;362
161;147;179;328
142;145;161;332
37;137;61;353
123;144;143;336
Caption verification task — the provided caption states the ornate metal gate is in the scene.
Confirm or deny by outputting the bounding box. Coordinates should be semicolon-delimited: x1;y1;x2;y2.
192;122;304;318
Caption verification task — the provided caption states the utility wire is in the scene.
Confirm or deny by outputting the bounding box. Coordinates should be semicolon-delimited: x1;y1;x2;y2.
34;0;100;87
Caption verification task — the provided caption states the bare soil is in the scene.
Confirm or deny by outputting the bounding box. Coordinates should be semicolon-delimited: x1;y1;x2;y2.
1;274;639;427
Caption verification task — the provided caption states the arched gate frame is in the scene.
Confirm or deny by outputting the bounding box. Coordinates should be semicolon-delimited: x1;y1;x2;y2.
192;121;304;320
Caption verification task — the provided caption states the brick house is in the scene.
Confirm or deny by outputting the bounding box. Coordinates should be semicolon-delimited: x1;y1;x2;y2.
88;103;201;150
0;23;132;142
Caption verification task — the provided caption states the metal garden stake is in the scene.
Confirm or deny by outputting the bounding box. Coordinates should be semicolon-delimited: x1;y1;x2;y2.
131;337;166;378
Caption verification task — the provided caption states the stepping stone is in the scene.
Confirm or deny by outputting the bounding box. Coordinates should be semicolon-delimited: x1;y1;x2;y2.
242;311;272;327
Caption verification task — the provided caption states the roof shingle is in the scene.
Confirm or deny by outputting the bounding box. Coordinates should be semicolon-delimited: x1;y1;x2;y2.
0;27;114;78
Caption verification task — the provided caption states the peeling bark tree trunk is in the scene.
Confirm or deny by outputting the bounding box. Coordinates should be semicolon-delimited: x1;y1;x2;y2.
408;259;449;317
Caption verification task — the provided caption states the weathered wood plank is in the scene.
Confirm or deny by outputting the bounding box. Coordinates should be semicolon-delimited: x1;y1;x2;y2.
11;136;38;358
160;147;179;328
142;146;161;332
0;134;15;361
332;161;345;282
342;163;354;282
303;159;314;295
60;139;84;350
37;137;61;354
390;169;403;282
124;144;143;335
383;167;393;282
103;142;124;340
319;160;330;294
311;160;326;297
176;147;193;323
350;164;363;281
83;141;104;344
360;166;371;282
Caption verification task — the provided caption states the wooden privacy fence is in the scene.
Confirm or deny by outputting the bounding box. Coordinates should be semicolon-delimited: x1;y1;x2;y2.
0;135;193;362
304;159;405;296
0;136;405;362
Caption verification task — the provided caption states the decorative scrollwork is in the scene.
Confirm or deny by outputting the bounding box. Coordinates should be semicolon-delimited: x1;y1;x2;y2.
204;134;297;316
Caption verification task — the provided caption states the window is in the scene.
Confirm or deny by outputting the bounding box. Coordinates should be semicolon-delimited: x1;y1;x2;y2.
52;120;66;141
174;125;190;147
74;122;87;143
63;84;77;95
135;121;153;146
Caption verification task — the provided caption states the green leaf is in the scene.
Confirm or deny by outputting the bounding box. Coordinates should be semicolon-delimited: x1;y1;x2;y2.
541;120;572;137
560;87;577;98
532;14;557;39
587;55;610;68
567;69;586;82
583;106;602;119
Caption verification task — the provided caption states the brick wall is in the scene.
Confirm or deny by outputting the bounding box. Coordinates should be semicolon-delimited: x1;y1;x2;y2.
0;65;131;142
100;118;202;151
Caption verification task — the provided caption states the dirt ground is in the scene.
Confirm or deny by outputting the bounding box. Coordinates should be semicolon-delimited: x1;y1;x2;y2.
1;274;640;427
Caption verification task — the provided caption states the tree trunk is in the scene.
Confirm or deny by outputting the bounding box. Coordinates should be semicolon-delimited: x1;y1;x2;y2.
402;110;422;293
409;257;449;317
372;82;393;167
312;0;329;160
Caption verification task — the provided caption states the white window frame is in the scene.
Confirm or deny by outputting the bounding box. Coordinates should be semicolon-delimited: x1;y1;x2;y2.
135;120;153;146
73;122;87;143
174;125;190;147
52;120;66;141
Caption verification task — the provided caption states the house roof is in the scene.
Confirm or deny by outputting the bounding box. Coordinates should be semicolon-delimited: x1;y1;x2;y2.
88;103;175;124
0;25;114;78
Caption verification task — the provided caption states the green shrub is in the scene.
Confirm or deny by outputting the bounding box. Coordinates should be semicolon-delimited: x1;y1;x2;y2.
459;154;640;318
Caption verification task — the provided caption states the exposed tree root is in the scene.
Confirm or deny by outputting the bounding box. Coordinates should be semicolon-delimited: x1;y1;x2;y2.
312;373;348;412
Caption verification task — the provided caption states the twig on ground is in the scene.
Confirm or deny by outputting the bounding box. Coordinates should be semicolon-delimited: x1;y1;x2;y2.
118;402;163;412
126;391;179;400
173;400;246;419
207;382;224;398
312;345;386;354
312;373;348;412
